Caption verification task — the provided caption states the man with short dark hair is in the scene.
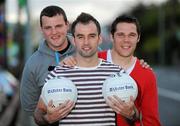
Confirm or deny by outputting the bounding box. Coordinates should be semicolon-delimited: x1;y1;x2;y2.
20;5;75;116
34;12;129;126
98;15;161;126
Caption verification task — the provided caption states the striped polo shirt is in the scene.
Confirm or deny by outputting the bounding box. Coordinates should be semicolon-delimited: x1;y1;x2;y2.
45;59;125;126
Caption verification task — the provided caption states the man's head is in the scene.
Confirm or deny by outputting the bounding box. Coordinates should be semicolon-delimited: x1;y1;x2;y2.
71;12;102;58
111;15;141;39
71;12;101;37
111;15;141;58
40;5;68;27
40;5;69;51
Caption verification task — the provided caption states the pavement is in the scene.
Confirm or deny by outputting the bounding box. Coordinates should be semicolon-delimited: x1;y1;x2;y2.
154;66;180;126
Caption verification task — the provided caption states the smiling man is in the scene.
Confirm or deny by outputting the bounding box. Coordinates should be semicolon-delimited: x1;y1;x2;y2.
33;12;133;126
98;15;161;126
20;5;75;117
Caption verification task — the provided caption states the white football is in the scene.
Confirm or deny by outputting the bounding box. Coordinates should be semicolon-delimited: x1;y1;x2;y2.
41;76;77;107
102;73;138;102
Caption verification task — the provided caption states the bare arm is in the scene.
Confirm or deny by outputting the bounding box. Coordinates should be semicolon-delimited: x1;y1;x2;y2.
33;98;75;125
106;95;139;120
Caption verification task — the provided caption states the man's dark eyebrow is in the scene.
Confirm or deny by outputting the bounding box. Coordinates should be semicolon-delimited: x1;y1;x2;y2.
55;24;63;27
76;34;84;37
89;33;97;36
75;33;97;37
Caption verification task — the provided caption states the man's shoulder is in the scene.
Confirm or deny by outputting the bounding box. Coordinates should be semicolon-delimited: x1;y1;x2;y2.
53;65;75;72
132;59;156;79
24;51;42;66
24;50;53;72
98;50;108;60
46;65;77;80
100;59;125;72
132;59;157;94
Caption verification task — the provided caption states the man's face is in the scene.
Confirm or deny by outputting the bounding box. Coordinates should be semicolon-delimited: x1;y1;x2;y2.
41;14;69;51
73;22;101;58
112;22;140;57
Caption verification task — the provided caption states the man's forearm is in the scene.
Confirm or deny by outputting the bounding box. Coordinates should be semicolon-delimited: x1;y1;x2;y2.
34;108;59;126
33;108;49;126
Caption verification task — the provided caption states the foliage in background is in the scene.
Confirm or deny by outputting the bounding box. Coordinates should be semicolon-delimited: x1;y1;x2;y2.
122;0;180;65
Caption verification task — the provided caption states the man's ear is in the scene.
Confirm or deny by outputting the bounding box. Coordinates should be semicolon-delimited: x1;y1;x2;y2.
137;35;140;43
98;35;103;45
110;34;114;43
72;37;76;46
66;21;70;28
40;26;43;33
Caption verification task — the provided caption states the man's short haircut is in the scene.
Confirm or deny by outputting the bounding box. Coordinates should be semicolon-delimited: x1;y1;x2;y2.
71;12;101;36
40;5;68;27
111;15;141;38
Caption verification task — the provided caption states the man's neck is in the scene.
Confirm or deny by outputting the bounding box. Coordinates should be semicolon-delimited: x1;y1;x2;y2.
75;54;100;68
58;40;70;54
111;49;136;70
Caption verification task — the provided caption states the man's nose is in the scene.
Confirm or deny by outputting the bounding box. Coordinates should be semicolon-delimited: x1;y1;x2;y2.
84;38;89;45
51;27;57;34
124;35;129;41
